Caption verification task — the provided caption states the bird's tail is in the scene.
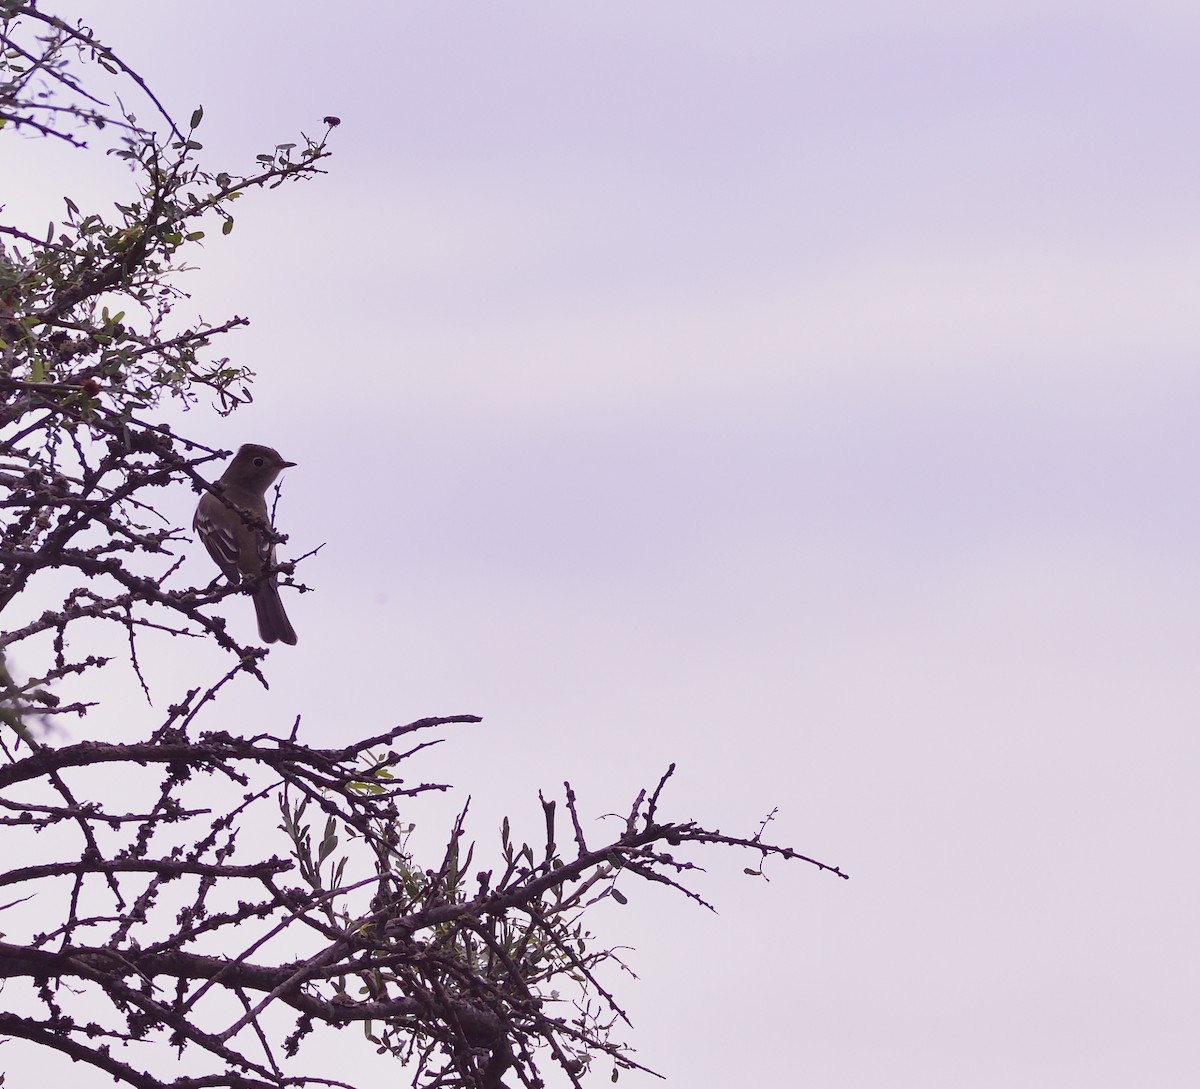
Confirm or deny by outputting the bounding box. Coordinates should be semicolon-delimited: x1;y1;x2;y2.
254;581;298;645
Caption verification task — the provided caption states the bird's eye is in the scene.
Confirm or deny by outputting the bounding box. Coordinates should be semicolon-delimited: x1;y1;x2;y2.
253;457;265;467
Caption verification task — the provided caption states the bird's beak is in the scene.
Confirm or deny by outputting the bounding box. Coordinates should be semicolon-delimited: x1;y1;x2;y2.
282;460;298;468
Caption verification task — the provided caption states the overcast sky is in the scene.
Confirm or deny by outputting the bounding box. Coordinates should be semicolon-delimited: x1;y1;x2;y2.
5;3;1200;1086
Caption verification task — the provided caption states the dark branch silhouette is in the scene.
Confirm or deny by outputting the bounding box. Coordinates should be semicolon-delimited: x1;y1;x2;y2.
0;6;846;1087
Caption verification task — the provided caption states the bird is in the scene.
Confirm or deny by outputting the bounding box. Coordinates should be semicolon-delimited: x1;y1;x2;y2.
193;443;298;645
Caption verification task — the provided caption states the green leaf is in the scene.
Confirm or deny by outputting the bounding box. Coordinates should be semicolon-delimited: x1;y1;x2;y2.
190;105;204;129
610;888;628;905
318;815;338;862
221;218;234;236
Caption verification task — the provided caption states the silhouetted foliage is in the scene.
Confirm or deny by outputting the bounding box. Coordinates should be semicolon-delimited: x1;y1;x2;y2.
0;7;846;1087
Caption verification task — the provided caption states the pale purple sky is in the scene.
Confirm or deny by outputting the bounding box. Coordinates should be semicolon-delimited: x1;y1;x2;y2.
5;3;1199;1086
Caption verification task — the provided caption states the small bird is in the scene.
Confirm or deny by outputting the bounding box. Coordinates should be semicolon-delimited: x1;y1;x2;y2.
194;443;298;645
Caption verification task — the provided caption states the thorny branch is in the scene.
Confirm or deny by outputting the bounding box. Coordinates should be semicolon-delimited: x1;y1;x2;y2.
0;713;845;1089
0;6;846;1089
1;4;335;697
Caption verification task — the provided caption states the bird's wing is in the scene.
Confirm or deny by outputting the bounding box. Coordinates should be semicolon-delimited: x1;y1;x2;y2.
194;496;243;583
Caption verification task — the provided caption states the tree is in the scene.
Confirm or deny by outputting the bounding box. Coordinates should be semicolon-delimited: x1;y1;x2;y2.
0;6;847;1087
